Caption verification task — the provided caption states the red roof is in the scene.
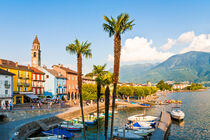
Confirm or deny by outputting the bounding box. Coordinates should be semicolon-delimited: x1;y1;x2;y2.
30;67;45;74
33;35;40;44
53;65;78;75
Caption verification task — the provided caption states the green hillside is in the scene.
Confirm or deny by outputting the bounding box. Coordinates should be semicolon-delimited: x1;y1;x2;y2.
118;51;210;83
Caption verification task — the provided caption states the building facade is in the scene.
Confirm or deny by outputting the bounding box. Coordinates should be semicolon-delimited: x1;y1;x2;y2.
30;67;45;97
82;76;95;85
0;59;33;104
39;67;66;99
0;68;14;108
52;64;78;101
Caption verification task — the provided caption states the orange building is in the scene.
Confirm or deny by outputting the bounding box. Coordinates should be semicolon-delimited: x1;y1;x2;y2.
52;64;78;101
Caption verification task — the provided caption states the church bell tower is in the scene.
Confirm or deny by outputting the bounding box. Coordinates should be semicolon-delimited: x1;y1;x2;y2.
31;35;41;67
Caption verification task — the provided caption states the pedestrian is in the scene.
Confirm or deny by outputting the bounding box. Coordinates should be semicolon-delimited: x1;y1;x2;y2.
60;101;63;108
31;104;34;110
50;102;53;108
5;102;8;110
9;102;13;110
3;103;6;110
48;102;50;109
37;103;40;109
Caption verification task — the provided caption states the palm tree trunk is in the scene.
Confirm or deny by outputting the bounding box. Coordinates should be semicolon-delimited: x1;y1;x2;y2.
110;34;121;138
77;54;86;140
104;86;110;140
97;83;101;140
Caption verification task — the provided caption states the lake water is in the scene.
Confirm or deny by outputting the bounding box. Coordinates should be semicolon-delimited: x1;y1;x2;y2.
72;89;210;140
1;89;209;140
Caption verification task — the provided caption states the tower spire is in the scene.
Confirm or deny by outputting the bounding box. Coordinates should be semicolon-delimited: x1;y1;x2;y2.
33;35;40;44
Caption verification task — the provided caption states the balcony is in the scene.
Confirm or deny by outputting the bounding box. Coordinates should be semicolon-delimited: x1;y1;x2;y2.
0;94;12;98
24;75;30;80
17;83;23;87
18;75;23;79
4;83;10;89
24;83;30;87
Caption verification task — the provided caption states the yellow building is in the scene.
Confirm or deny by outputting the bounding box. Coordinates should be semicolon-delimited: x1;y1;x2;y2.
0;59;33;104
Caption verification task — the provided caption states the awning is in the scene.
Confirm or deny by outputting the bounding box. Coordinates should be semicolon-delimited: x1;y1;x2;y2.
25;94;38;99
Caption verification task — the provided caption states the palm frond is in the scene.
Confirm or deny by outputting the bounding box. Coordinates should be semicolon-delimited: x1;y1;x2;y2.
103;23;115;37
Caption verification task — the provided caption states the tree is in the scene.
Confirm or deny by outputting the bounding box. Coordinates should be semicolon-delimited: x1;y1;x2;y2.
91;64;107;139
66;39;92;140
102;72;113;140
82;84;105;100
134;87;144;99
156;80;172;91
118;86;134;102
103;13;135;138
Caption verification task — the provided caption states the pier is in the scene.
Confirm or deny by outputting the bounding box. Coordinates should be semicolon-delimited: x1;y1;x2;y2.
151;111;172;140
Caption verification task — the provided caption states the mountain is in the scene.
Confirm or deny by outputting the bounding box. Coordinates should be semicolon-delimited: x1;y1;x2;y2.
117;51;210;83
110;63;157;82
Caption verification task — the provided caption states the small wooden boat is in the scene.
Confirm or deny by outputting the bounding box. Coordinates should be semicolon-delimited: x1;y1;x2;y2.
126;122;153;130
28;135;63;140
113;129;143;139
140;103;150;107
41;128;74;138
60;121;84;131
128;114;158;122
117;128;155;136
171;109;185;120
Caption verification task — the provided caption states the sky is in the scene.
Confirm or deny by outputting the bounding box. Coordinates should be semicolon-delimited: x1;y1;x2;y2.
0;0;210;73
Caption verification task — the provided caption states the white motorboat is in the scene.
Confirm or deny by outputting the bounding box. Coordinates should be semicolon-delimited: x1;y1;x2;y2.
171;109;185;120
113;129;143;139
60;121;84;131
117;128;155;136
28;135;63;140
128;114;158;122
126;122;153;130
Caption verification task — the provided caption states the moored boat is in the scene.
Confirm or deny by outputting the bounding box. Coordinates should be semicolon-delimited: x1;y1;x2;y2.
60;121;84;131
41;128;74;138
171;109;185;120
128;114;158;122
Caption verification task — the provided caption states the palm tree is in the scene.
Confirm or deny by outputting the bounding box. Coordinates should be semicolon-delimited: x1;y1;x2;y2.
103;13;135;138
66;39;92;140
91;64;107;139
102;72;113;140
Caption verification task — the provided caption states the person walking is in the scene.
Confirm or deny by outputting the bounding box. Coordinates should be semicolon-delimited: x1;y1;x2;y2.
3;103;6;110
9;102;12;110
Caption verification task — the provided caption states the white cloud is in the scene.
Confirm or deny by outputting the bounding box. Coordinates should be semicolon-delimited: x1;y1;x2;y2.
107;36;173;63
161;31;195;50
161;38;176;50
177;31;195;43
180;34;210;53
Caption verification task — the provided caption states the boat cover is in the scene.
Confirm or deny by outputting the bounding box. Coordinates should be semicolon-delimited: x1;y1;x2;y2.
42;128;74;138
133;122;141;127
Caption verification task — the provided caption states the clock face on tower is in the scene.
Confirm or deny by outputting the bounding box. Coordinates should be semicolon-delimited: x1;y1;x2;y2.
33;60;36;64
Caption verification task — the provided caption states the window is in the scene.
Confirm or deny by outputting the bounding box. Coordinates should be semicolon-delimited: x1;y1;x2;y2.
69;85;71;89
18;71;20;77
18;87;21;92
33;74;35;80
37;89;40;94
33;88;36;94
33;52;36;57
5;90;8;94
72;84;74;89
68;76;70;80
24;88;27;91
72;76;74;80
46;75;49;78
